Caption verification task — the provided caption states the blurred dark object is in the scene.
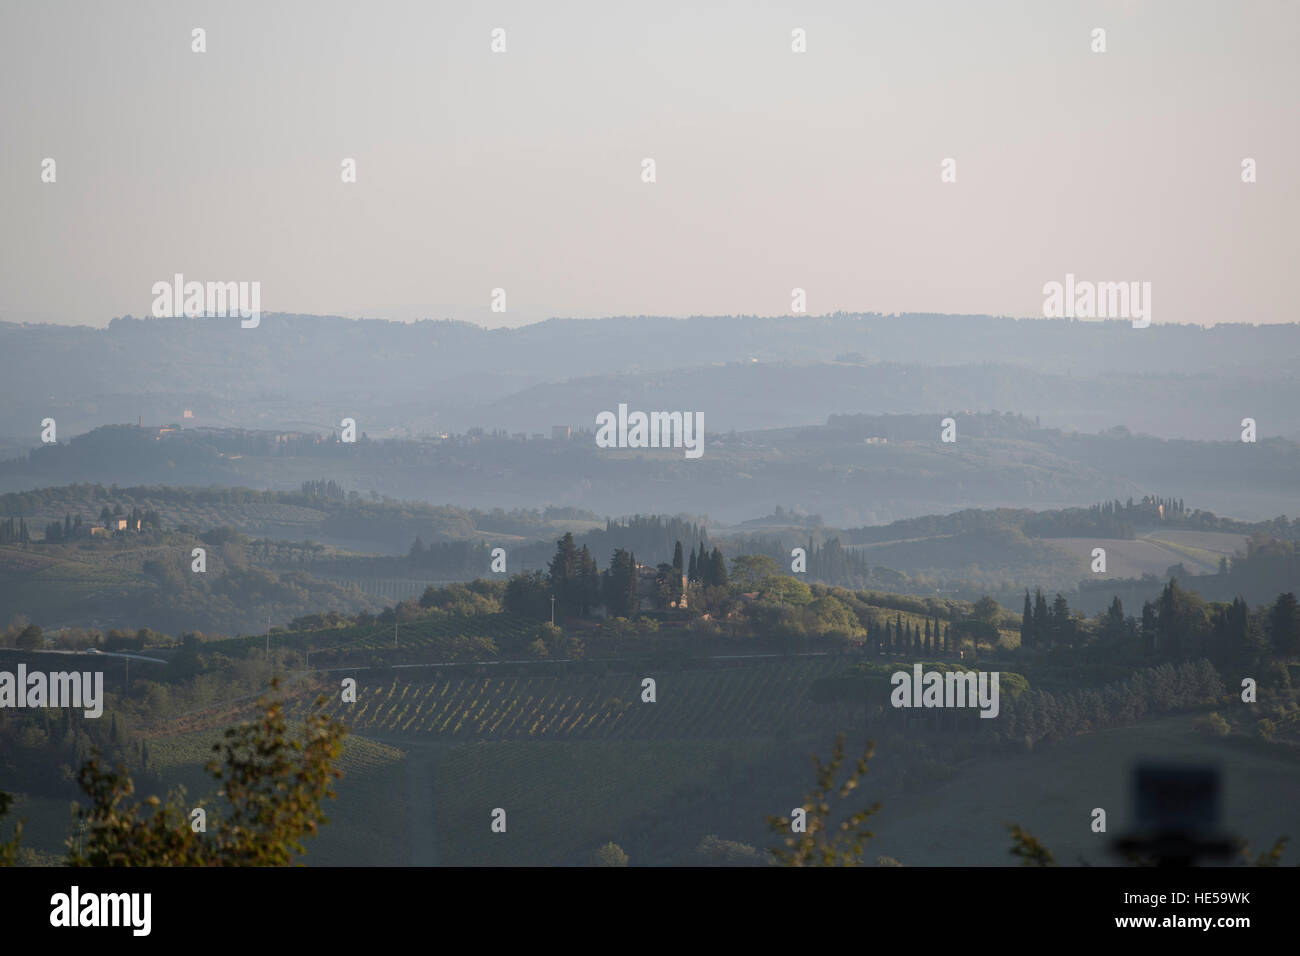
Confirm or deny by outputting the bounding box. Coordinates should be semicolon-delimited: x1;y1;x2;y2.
1112;764;1237;866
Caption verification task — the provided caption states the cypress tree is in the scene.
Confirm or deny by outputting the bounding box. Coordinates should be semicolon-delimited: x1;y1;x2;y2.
628;550;639;616
1033;589;1049;643
577;545;598;615
549;532;580;618
710;548;728;588
1021;590;1034;649
1141;600;1158;655
1270;592;1298;659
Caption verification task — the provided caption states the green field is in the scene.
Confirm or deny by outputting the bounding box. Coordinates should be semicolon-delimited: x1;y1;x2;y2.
1050;530;1248;581
429;738;780;866
13;704;1298;867
215;610;542;656
867;713;1300;866
413;713;1300;867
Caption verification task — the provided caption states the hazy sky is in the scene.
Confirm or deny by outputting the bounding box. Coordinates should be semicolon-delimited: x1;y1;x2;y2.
1;0;1295;328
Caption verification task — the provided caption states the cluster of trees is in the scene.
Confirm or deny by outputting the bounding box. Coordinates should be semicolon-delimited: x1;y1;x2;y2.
0;517;30;545
1141;580;1296;672
554;515;708;573
0;657;173;820
728;576;853;642
546;533;604;619
42;513;83;542
604;549;640;618
501;534;739;624
849;496;1284;551
0;620;171;653
1020;589;1081;648
1197;535;1300;606
493;538;1017;652
4;621;44;649
503;536;652;622
996;660;1225;750
406;538;493;576
340;516;708;586
46;505;160;542
651;544;688;608
840;595;999;658
744;505;824;529
0;684;346;867
866;614;953;658
300;478;347;501
3;503;164;545
417;580;502;616
1021;578;1298;680
687;542;728;589
0;483;302;514
1022;495;1186;539
733;536;870;588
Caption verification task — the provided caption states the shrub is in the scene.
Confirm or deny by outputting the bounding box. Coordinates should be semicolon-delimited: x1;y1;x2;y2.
1259;662;1291;690
1200;711;1231;737
591;842;629;867
696;835;766;867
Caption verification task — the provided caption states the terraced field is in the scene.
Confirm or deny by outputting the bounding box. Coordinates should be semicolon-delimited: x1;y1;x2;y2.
314;577;437;602
298;656;847;742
